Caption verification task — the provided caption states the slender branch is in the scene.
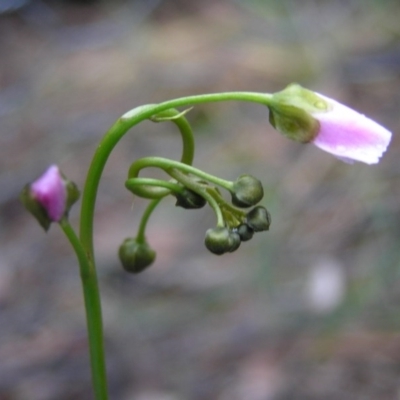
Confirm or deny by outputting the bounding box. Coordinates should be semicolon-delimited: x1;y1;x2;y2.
150;108;195;166
136;198;163;243
128;156;234;191
168;168;225;227
125;177;185;199
59;219;108;400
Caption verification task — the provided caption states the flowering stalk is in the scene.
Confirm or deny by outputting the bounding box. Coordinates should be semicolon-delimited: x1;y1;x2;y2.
59;219;108;400
21;85;391;400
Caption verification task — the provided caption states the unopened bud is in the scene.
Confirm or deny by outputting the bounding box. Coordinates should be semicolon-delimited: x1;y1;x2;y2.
119;238;156;274
174;188;206;209
20;165;79;231
246;206;271;232
205;227;242;255
236;224;254;241
228;231;241;252
231;175;264;208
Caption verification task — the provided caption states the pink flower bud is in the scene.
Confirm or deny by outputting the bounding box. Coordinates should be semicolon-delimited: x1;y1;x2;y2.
20;165;79;230
311;94;392;164
31;165;67;221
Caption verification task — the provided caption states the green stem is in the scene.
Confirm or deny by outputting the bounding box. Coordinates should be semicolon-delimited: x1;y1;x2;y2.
207;186;246;220
121;92;273;123
168;168;225;227
136;198;163;243
59;219;108;400
125;177;185;199
128;156;234;191
150;108;195;165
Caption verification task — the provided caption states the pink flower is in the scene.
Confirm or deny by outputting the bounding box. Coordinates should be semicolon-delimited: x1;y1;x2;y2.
311;94;392;164
268;84;392;164
31;165;66;221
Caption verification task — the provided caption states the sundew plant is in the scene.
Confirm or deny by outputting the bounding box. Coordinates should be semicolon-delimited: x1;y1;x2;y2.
20;84;391;400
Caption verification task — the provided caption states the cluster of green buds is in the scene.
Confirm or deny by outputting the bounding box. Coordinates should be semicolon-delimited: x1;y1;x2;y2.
203;176;271;255
122;155;271;271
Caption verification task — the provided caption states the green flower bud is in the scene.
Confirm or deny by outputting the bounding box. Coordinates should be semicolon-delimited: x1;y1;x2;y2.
246;206;271;232
174;188;206;209
228;231;241;253
231;174;264;208
268;84;324;143
118;238;156;274
204;227;229;255
236;224;254;242
205;227;242;255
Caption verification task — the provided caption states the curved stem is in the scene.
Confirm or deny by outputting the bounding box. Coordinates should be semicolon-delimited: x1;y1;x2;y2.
125;177;185;199
59;219;108;400
128;156;234;191
136;198;163;243
125;177;180;199
121;92;272;122
169;169;225;227
151;108;195;166
79;92;272;256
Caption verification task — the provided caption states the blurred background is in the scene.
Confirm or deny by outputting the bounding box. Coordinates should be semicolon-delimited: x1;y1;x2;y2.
1;0;400;399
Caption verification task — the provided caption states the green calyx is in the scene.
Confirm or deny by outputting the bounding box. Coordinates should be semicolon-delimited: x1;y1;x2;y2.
20;185;52;231
65;180;80;214
118;237;156;274
268;83;328;143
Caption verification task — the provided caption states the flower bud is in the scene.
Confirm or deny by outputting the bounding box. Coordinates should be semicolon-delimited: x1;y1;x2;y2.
205;227;242;255
246;206;271;232
20;165;79;231
118;238;156;274
236;223;254;242
228;231;241;253
231;175;264;208
174;188;206;209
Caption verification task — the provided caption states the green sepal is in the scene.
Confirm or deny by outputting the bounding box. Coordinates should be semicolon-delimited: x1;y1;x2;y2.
268;83;327;142
19;185;51;231
65;180;80;216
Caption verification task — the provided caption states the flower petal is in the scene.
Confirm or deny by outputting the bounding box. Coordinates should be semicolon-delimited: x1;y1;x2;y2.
31;165;66;221
312;94;392;164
